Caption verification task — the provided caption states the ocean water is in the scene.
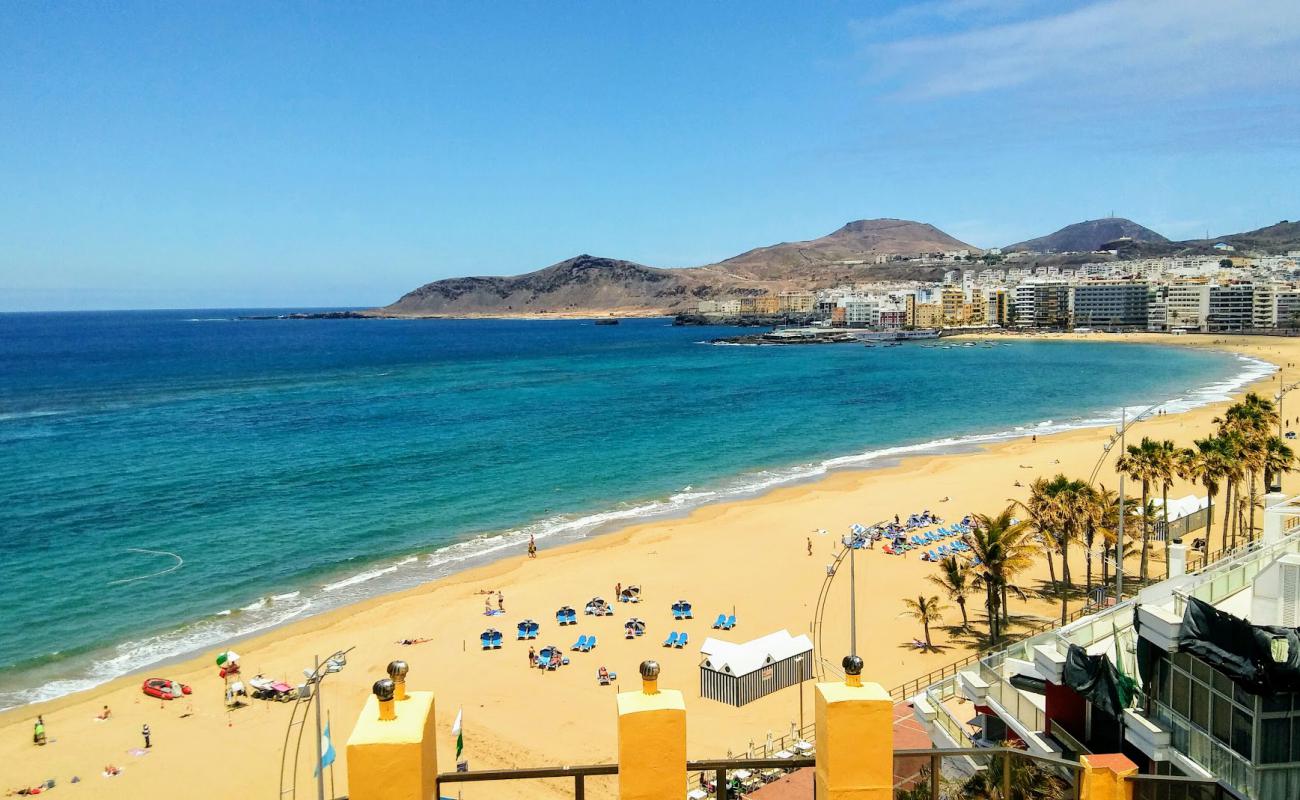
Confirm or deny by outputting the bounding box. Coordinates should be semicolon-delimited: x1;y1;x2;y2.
0;311;1270;709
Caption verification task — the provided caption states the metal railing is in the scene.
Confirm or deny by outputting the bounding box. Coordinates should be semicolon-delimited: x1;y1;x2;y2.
1127;773;1231;800
433;757;813;799
431;747;1087;799
890;600;1113;702
688;722;817;793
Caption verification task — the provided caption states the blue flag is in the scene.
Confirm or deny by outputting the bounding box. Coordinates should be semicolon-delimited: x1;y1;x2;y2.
315;722;336;777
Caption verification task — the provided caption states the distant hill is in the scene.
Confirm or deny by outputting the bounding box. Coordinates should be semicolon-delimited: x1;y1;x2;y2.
1006;218;1168;253
383;254;742;316
377;215;1298;316
1194;220;1300;253
381;219;976;315
718;218;979;281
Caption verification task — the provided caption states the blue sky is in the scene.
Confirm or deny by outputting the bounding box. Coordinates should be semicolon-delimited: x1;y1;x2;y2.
2;1;1298;311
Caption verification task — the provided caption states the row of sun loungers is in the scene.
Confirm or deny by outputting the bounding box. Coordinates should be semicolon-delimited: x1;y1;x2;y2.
555;606;578;625
480;629;504;649
571;634;598;651
920;542;972;561
515;620;540;639
671;601;693;619
662;631;689;648
711;614;737;630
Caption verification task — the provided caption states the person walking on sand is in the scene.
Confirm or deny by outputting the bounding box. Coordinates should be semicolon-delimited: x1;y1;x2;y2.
496;591;504;612
527;535;537;559
615;581;622;600
528;646;536;667
141;723;151;749
806;537;812;556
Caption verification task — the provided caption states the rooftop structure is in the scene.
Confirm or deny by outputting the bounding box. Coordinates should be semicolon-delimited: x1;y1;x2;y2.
911;492;1300;800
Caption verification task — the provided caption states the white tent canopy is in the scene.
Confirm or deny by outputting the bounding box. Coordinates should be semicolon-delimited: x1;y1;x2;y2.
1156;494;1209;522
701;630;813;677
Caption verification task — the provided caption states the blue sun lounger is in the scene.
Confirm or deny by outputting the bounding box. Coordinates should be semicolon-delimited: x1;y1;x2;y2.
491;630;503;648
481;631;492;649
517;622;529;640
537;652;551;669
675;632;688;648
723;614;736;630
527;622;539;639
664;631;679;647
585;635;596;651
572;635;589;651
712;613;726;629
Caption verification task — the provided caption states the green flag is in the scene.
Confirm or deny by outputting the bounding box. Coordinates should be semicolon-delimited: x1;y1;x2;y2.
452;708;463;759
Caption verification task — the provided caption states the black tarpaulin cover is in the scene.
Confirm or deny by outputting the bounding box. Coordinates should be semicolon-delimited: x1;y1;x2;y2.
1178;596;1300;694
1063;644;1128;718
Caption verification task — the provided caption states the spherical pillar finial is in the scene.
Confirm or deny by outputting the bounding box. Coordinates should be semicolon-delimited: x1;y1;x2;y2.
842;654;864;688
639;660;661;694
373;678;397;720
387;660;410;700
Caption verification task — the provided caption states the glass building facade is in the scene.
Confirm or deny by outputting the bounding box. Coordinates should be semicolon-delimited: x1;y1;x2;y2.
1148;649;1300;799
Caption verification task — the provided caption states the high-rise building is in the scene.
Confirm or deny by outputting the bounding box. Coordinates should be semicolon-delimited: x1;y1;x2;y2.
1069;282;1150;328
1014;281;1070;328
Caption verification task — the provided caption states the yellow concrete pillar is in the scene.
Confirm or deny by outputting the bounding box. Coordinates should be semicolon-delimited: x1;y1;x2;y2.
1078;753;1137;800
346;666;438;800
814;655;893;800
616;660;686;800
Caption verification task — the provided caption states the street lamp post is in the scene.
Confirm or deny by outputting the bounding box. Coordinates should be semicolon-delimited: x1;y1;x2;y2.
794;655;805;734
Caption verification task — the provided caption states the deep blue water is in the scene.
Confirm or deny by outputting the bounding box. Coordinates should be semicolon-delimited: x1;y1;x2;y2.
0;311;1264;708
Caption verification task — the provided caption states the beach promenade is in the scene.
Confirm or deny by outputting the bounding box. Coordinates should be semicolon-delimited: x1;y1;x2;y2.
2;331;1297;799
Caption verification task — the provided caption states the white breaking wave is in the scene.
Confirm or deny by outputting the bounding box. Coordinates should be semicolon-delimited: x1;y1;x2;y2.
0;350;1274;711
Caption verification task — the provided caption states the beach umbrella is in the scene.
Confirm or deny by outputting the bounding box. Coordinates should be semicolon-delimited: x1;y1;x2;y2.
215;650;241;666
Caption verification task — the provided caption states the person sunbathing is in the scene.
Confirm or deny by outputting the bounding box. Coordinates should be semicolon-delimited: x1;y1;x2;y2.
97;705;112;720
396;637;431;646
104;765;121;777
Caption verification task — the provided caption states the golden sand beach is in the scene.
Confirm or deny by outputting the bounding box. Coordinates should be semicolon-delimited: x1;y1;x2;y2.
4;332;1299;799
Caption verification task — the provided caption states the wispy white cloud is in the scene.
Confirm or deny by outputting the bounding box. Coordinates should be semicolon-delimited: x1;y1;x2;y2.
860;0;1300;100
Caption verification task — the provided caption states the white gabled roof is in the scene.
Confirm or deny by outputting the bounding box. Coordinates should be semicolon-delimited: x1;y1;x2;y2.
700;629;813;677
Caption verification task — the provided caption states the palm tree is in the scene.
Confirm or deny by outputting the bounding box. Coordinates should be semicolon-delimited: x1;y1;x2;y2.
1216;394;1277;542
968;505;1035;645
1029;475;1091;622
1264;435;1297;495
1219;430;1250;548
1155;439;1179;573
1180;437;1229;554
927;556;971;631
1116;437;1164;581
901;594;946;649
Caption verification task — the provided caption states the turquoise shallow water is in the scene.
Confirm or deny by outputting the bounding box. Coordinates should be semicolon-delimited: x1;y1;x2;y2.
0;311;1268;708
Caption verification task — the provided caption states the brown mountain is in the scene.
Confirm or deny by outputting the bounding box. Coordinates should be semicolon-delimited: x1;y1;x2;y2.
382;254;767;316
380;219;977;316
1005;217;1168;253
718;219;979;281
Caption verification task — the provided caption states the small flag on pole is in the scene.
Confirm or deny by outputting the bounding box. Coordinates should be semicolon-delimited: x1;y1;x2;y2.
315;722;336;777
452;708;464;759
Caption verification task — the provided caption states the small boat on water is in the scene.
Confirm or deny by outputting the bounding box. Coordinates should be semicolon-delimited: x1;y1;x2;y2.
595;319;620;326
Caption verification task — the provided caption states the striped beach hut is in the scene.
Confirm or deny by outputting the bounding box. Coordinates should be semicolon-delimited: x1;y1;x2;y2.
699;630;813;707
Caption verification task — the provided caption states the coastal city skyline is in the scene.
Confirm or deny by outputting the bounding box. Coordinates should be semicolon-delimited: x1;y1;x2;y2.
3;0;1299;310
9;5;1300;800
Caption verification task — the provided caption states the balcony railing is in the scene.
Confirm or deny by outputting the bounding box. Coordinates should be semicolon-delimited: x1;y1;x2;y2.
429;747;1086;800
1127;773;1232;800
